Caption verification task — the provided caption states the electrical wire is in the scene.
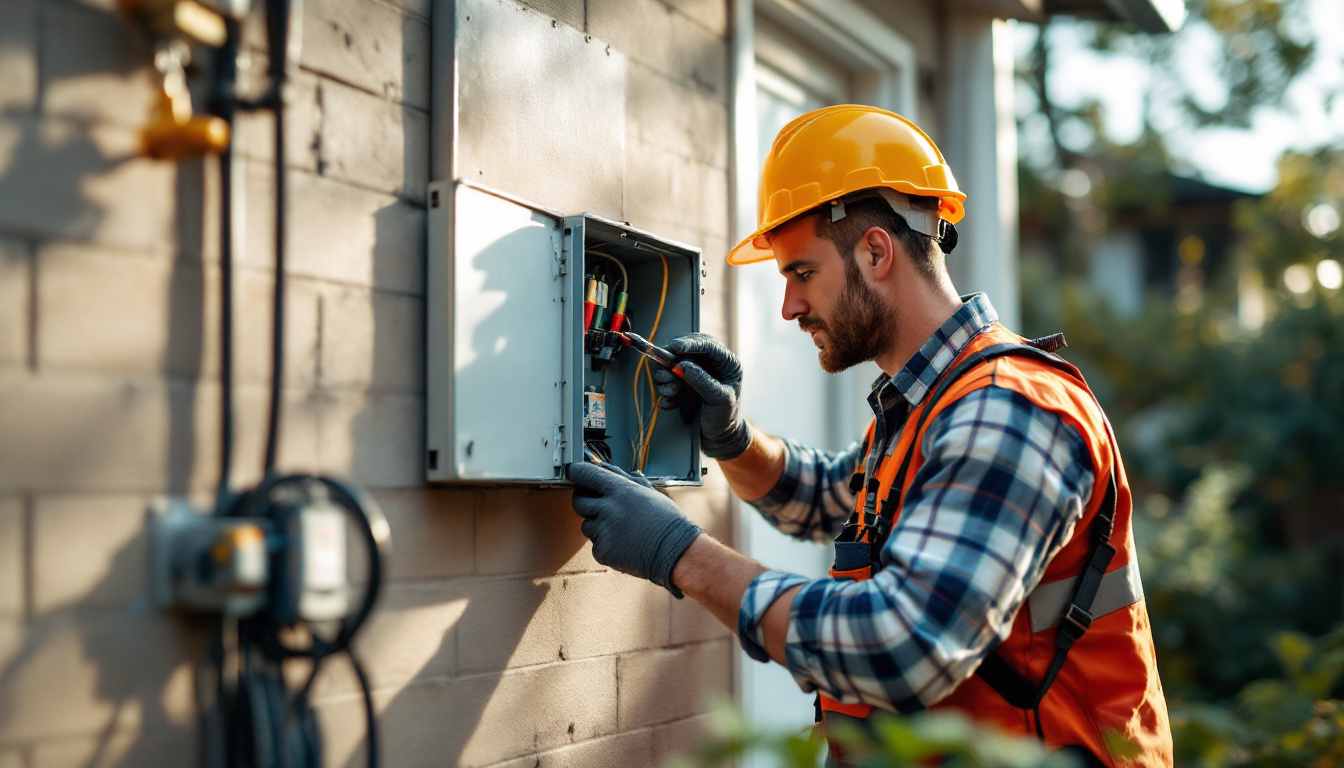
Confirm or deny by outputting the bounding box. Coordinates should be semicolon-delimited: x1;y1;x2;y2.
632;252;669;471
261;0;289;478
202;3;384;766
213;16;241;507
585;249;628;291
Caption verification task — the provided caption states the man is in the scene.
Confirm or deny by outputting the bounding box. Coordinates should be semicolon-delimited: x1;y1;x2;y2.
568;105;1172;767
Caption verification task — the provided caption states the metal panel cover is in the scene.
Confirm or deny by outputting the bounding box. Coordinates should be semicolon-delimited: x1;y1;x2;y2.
446;183;565;480
452;0;626;219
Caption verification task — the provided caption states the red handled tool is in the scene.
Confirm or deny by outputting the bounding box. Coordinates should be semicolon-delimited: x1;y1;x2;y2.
619;332;685;378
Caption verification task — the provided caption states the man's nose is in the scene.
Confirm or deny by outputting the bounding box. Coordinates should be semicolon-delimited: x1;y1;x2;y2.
781;284;809;322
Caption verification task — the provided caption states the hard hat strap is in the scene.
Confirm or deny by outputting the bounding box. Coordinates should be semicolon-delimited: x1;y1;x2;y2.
826;188;942;240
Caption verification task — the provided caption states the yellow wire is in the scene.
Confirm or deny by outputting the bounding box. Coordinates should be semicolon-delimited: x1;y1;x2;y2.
634;253;669;472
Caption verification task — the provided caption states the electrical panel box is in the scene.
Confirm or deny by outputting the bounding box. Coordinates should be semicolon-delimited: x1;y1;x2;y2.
426;180;703;486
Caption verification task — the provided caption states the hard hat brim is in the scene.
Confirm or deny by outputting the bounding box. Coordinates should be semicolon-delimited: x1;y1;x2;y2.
726;187;967;266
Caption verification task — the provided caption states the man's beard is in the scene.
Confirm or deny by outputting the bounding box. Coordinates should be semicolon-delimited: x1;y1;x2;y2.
799;259;898;374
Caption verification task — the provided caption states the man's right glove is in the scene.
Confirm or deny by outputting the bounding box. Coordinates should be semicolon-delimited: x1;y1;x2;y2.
652;332;752;461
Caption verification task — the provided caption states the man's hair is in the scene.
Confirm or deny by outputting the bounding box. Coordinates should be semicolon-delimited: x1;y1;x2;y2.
812;197;942;280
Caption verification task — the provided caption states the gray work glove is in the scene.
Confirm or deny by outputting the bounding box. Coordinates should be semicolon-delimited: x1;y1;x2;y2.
652;333;752;461
568;461;703;598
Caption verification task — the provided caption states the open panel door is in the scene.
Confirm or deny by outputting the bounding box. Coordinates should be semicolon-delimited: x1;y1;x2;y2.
426;181;571;482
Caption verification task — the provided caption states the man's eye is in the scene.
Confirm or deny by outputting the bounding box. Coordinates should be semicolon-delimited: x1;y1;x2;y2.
796;271;813;283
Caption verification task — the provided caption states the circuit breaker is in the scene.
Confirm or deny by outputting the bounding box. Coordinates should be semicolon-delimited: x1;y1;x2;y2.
426;180;703;486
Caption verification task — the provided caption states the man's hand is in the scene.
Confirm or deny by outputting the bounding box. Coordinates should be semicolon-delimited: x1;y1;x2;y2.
568;462;703;597
653;333;752;460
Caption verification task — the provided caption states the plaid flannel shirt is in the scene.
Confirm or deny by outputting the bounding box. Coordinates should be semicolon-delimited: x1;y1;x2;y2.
736;294;1098;712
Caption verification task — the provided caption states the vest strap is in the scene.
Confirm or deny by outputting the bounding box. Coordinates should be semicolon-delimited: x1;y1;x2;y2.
858;338;1125;733
1027;561;1143;634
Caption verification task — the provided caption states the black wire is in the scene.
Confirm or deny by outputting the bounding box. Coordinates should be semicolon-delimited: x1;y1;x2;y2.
348;649;379;768
262;0;289;477
214;18;241;507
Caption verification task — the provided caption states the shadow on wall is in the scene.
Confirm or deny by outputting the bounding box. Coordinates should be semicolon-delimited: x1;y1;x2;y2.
0;2;209;764
0;540;200;766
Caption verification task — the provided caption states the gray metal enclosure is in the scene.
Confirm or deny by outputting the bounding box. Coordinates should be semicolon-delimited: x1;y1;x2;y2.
425;181;702;485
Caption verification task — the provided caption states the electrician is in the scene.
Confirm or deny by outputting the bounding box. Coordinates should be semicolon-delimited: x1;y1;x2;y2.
567;105;1172;768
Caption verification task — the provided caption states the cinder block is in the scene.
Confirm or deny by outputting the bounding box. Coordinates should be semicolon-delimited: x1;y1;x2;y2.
0;240;28;367
0;0;38;115
301;0;431;111
667;484;732;542
319;390;423;489
457;571;670;674
671;6;728;98
41;1;157;128
0;498;21;618
626;62;729;169
663;0;728;38
670;588;731;645
320;285;425;394
35;242;204;377
474;489;601;577
653;712;718;764
486;727;655;768
589;0;727;98
520;0;585;32
375;489;475;581
28;725;195;768
587;0;676;85
225;269;322;391
207;383;327;492
0;371;179;493
312;581;465;700
616;638;732;729
0;117;177;251
244;162;426;295
233;68;322;174
319;79;430;203
0;610;196;742
0;368;318;494
31;493;147;614
624;138;729;241
319;657;618;768
458;657;619;766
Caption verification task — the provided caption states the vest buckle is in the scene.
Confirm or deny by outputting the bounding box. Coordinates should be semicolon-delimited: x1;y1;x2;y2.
1061;603;1093;639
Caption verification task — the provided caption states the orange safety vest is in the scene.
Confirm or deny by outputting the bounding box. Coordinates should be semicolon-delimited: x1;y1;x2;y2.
818;324;1173;767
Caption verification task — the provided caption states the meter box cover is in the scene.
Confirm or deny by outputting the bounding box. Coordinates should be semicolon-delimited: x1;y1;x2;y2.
426;180;703;486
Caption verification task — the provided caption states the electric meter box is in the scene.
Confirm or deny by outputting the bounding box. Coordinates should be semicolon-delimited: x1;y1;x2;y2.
425;180;704;486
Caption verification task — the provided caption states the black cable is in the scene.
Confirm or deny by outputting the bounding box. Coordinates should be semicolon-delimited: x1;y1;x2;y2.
213;17;241;507
347;649;379;768
262;0;289;477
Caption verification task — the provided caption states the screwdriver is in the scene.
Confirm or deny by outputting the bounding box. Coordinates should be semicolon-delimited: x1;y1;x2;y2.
618;332;685;379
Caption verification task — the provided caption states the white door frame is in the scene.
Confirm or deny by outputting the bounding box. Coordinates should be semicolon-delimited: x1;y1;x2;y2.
728;0;919;751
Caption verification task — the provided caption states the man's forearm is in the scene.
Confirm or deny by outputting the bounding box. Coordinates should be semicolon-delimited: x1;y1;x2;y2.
671;534;801;664
716;424;788;502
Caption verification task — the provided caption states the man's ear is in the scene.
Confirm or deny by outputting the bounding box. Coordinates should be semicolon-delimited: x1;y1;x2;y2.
863;226;897;281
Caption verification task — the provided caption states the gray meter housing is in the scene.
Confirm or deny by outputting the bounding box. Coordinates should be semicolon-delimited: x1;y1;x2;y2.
426;180;703;486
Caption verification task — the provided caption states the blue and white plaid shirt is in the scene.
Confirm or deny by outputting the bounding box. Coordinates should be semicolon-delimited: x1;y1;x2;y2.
736;294;1097;712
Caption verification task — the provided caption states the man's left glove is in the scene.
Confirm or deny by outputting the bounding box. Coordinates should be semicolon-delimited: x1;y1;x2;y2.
568;461;703;598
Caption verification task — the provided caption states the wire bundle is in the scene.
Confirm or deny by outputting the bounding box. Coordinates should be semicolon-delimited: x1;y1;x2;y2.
630;252;668;472
208;1;385;765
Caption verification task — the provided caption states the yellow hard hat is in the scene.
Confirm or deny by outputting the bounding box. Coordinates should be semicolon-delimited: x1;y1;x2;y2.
727;105;966;265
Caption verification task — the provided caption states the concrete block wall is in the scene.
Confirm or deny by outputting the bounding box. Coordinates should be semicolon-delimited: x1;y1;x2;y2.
0;0;736;766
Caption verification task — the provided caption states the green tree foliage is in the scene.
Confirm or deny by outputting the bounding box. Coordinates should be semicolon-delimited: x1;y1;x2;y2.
1017;0;1344;762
